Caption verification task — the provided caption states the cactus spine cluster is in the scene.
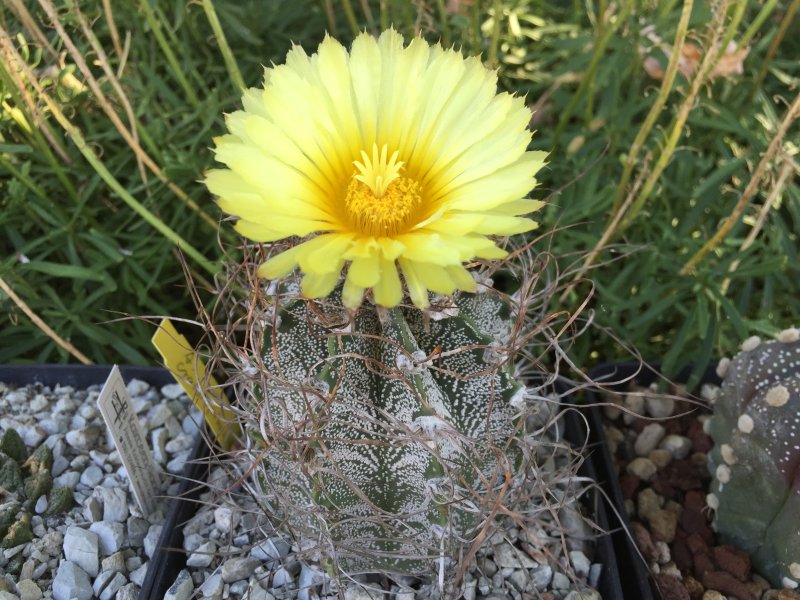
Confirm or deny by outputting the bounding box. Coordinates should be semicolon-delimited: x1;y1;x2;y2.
706;328;800;588
242;284;527;573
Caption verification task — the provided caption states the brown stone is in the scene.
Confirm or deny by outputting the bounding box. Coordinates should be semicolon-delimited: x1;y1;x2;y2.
653;573;690;600
679;508;714;545
686;532;708;555
662;458;704;491
684;490;707;512
653;473;677;498
631;521;658;562
701;570;756;600
687;419;713;453
693;552;715;578
712;544;750;581
620;473;641;500
672;535;693;571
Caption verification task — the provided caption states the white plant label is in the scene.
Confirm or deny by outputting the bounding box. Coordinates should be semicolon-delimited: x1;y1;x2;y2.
97;365;161;515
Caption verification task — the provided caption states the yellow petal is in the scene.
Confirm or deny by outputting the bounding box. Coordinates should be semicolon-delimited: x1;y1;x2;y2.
398;258;429;308
412;263;456;295
234;215;330;241
258;244;303;279
376;237;406;260
343;237;380;259
395;233;461;265
373;259;402;307
446;265;477;292
439;151;547;211
491;199;546;216
233;220;291;243
342;275;365;308
348;254;380;287
299;234;354;273
301;269;342;298
471;215;539;236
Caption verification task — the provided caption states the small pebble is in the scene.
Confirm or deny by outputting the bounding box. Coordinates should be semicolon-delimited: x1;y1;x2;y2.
199;573;224;597
186;541;216;568
63;526;99;577
627;457;658;481
89;521;125;555
164;569;193;600
52;561;93;600
659;434;692;460
634;423;666;456
222;556;262;583
80;464;104;488
143;524;163;559
33;495;47;514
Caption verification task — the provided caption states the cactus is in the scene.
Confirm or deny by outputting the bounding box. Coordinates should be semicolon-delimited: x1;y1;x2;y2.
706;328;800;588
0;430;74;551
239;284;528;573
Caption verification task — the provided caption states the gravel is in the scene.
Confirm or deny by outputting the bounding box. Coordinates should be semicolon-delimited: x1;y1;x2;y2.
1;374;602;599
604;380;800;600
0;376;201;598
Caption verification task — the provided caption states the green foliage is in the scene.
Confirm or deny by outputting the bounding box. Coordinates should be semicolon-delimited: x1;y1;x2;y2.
706;333;800;587
248;287;524;573
476;0;800;384
0;0;331;364
1;0;799;380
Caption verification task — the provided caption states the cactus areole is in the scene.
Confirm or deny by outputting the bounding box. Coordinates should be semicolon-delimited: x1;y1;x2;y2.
707;334;800;588
244;287;527;573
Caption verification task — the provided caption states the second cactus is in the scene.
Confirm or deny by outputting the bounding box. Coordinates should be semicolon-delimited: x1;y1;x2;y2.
707;329;800;588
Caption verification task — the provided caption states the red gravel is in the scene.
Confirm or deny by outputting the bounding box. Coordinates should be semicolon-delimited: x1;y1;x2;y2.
601;387;796;600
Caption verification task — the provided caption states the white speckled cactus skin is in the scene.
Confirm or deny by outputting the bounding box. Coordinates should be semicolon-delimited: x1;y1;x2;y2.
246;288;525;573
707;331;800;588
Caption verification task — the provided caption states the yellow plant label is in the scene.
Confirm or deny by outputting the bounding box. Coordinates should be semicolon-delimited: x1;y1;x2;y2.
151;318;237;450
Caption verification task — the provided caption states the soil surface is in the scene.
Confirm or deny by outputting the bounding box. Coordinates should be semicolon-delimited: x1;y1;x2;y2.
599;381;800;600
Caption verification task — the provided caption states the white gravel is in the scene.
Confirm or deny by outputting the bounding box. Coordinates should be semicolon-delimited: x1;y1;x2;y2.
0;376;201;599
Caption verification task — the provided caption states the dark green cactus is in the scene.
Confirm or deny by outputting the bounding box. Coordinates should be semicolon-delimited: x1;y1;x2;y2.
243;286;526;573
707;329;800;588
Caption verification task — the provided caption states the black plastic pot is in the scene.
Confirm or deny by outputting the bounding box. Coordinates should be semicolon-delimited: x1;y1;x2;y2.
562;406;625;599
0;364;209;600
584;362;721;600
0;364;174;389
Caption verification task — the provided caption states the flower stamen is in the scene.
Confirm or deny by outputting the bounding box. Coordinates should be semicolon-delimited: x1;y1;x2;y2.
345;143;422;236
353;144;404;198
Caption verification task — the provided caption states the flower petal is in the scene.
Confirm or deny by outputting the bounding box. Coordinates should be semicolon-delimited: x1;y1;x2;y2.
446;265;477;292
373;259;403;307
411;263;456;295
342;275;365;308
258;244;303;279
398;258;429;308
348;254;380;287
299;234;354;273
302;269;342;298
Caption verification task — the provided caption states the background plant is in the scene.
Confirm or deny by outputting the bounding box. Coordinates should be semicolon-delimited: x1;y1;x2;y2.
1;1;798;388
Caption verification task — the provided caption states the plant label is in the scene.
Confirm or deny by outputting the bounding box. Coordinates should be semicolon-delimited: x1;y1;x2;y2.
97;365;161;515
151;318;238;450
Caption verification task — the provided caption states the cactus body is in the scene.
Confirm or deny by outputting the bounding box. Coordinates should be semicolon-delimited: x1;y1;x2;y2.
707;335;800;587
246;289;525;573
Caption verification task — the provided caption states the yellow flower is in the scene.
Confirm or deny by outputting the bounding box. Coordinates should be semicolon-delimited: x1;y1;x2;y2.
206;29;547;308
